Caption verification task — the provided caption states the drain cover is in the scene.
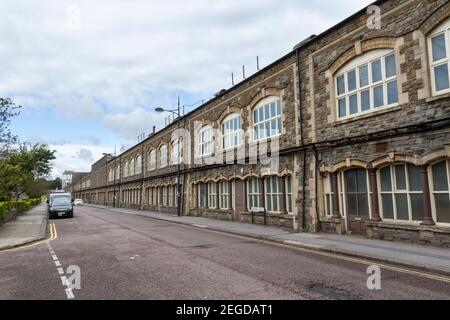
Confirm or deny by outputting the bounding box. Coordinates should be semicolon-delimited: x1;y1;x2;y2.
309;284;352;300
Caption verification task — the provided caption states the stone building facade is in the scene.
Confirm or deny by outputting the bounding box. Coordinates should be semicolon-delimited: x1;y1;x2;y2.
70;0;450;247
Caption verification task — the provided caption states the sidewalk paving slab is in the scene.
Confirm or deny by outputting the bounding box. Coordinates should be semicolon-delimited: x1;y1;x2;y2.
0;203;48;251
88;204;450;276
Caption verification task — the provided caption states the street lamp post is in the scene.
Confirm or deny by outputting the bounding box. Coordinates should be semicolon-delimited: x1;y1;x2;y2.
155;97;182;217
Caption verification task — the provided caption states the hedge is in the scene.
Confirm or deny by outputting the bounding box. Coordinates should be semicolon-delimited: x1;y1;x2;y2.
0;196;45;219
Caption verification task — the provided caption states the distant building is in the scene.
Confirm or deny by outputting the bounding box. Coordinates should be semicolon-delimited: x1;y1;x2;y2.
62;171;74;190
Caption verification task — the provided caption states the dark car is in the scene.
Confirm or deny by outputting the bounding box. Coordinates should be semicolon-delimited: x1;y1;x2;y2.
48;196;74;219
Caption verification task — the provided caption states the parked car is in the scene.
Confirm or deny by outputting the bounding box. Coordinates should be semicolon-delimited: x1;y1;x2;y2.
73;199;84;206
47;193;74;218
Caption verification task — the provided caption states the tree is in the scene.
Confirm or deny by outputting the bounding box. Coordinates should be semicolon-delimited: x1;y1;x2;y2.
0;144;56;201
0;98;21;158
48;178;62;191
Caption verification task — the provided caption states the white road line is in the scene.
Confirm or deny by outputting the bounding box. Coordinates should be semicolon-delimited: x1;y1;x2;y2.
54;260;61;267
65;288;75;300
192;224;208;229
57;268;64;275
61;276;69;286
52;255;58;261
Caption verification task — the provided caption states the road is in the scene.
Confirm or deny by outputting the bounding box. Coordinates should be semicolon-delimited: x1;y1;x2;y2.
0;205;449;300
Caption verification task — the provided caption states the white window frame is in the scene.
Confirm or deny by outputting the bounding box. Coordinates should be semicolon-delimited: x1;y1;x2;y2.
197;126;214;157
148;187;153;205
429;160;450;225
135;155;142;175
115;166;120;180
159;145;168;168
129;158;135;176
208;182;217;209
219;181;230;210
265;176;283;214
148;150;156;171
285;176;293;214
171;139;182;165
221;113;242;150
335;49;399;121
247;178;262;211
428;18;450;96
253;96;282;142
168;185;174;207
162;186;168;206
378;164;424;223
323;175;333;217
198;183;207;209
124;161;129;177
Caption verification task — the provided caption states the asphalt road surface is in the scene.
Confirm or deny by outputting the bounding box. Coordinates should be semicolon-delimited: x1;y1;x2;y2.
1;206;449;300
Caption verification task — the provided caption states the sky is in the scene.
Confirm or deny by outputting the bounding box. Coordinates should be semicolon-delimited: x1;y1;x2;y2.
1;0;374;178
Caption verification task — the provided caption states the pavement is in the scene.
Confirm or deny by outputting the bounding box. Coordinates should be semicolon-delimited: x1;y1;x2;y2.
87;204;450;276
0;203;48;251
1;205;450;300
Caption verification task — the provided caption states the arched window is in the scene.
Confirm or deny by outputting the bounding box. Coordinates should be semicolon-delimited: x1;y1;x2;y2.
114;165;120;180
159;145;168;168
129;158;135;176
219;181;230;209
430;160;450;224
221;113;241;149
253;97;282;141
148;150;156;171
198;126;214;157
247;178;262;210
379;164;424;222
285;176;293;214
335;49;398;120
171;139;182;165
124;161;129;177
135;155;142;174
208;182;217;209
428;17;450;95
265;176;283;213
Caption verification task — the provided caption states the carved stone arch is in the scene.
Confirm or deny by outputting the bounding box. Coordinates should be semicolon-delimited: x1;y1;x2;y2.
242;172;260;180
193;119;215;133
217;106;243;125
419;146;450;165
371;153;421;169
328;37;398;75
247;87;283;111
419;1;450;36
260;168;285;178
331;159;368;173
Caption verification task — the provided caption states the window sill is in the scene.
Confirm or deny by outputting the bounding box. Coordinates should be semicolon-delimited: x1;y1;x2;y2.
426;92;450;103
333;105;402;126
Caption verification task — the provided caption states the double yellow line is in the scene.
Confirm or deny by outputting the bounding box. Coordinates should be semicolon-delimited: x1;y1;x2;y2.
0;222;58;253
48;222;58;241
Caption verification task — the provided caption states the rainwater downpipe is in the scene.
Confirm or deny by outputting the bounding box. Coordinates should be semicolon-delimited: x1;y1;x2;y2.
296;48;307;231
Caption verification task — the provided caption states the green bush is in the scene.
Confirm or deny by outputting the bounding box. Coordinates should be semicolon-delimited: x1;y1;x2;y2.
0;197;43;216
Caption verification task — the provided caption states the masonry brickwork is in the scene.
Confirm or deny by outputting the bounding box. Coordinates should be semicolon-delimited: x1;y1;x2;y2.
71;0;450;247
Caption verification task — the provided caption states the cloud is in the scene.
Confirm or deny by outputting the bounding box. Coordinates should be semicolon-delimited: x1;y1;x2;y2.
49;143;112;178
0;0;373;116
77;148;94;162
103;107;165;140
1;0;375;171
